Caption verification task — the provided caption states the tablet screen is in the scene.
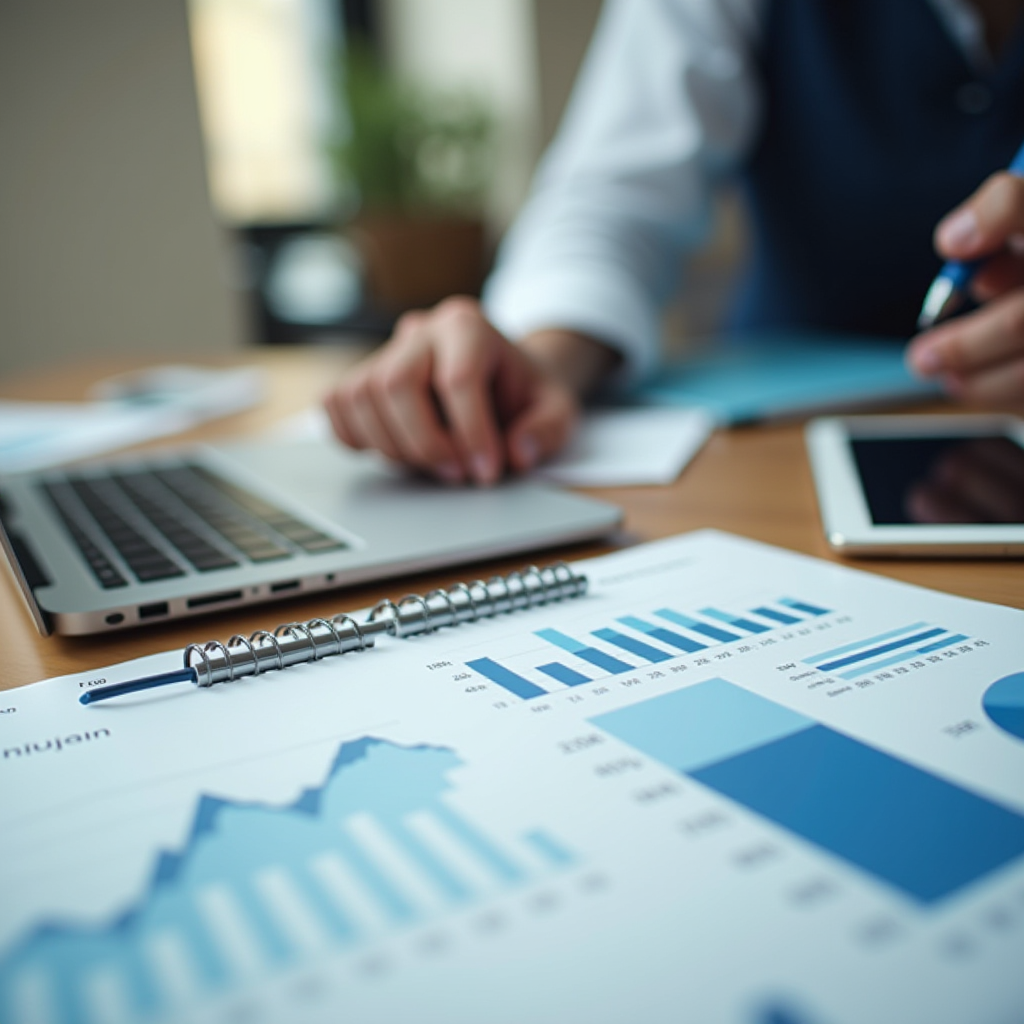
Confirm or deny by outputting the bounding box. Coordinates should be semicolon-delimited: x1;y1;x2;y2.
851;435;1024;525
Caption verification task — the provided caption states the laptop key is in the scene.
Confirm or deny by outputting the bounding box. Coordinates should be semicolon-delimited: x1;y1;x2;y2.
156;465;346;558
41;483;129;589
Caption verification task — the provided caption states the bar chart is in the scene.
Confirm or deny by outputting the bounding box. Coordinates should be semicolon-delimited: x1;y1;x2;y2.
466;596;831;701
592;678;1024;904
0;739;575;1024
802;621;971;681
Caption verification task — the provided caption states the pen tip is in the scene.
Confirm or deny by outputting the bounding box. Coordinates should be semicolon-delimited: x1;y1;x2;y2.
918;276;958;331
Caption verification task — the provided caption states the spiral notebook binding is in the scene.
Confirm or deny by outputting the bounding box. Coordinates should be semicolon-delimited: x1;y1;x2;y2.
182;561;588;690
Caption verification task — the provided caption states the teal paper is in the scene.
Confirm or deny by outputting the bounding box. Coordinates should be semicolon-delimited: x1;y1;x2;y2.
634;333;936;423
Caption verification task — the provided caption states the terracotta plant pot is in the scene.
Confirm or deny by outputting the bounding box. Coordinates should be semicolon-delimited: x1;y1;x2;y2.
348;214;488;311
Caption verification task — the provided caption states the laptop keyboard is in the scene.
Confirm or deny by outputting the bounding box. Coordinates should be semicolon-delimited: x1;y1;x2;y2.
42;463;347;589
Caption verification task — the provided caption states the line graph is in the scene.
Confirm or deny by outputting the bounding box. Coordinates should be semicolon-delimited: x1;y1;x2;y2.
0;739;574;1024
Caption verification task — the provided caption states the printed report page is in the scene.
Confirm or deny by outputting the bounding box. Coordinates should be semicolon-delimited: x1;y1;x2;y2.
1;531;1023;1024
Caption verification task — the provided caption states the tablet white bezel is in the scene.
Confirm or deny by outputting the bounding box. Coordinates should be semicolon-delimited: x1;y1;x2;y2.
805;414;1024;556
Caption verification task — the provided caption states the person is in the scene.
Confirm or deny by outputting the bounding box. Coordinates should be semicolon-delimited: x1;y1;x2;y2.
325;0;1024;486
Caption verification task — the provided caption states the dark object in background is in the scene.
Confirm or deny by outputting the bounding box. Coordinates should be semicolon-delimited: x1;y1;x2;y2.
239;223;393;345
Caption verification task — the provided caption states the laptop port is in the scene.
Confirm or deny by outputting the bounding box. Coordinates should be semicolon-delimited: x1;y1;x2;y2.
270;580;300;593
138;601;169;619
105;612;125;625
187;590;243;609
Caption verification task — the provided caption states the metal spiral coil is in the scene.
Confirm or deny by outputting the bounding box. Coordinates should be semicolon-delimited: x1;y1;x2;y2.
183;560;587;688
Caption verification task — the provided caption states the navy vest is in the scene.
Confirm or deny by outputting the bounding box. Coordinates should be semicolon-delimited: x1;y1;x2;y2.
732;0;1024;337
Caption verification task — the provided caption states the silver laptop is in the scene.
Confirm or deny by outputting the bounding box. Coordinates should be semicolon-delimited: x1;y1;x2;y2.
0;439;621;636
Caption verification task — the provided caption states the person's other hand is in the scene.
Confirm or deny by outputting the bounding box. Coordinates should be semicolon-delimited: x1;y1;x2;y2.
907;171;1024;403
324;297;615;485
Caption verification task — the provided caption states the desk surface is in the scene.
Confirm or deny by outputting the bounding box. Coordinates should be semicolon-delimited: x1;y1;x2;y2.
2;347;1021;692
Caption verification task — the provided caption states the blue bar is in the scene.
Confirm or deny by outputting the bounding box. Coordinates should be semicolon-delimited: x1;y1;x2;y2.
575;648;636;675
839;649;923;680
536;629;634;674
918;633;968;654
838;634;968;680
752;606;801;625
593;628;671;663
336;833;418;923
467;657;546;700
780;598;830;616
804;622;930;665
817;629;946;673
701;608;770;634
433;805;525;884
238;881;294;962
293;871;359;943
592;678;812;772
592;678;1024;904
386;821;472;902
618;616;707;653
537;662;590;687
655;609;739;643
523;829;575;867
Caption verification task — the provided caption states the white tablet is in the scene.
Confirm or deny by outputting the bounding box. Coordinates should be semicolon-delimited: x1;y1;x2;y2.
805;414;1024;556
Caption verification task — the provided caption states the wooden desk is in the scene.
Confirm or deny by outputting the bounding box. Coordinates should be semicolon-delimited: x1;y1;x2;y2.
2;347;1021;692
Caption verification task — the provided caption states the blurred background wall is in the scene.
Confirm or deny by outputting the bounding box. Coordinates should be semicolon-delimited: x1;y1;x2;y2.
0;0;246;378
0;0;733;379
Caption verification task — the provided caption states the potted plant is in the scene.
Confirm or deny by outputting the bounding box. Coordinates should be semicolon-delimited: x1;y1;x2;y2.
332;44;495;312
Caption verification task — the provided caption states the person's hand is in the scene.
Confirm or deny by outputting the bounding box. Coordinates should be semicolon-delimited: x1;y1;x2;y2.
324;296;616;485
906;171;1024;403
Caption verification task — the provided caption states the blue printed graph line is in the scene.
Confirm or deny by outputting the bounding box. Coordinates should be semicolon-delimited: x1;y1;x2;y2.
0;739;576;1024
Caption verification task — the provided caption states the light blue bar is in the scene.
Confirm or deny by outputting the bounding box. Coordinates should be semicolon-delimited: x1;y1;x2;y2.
590;677;812;773
837;632;965;679
434;805;525;884
803;622;930;665
618;616;707;653
780;598;831;616
536;628;586;653
336;833;418;923
536;630;634;674
537;662;590;687
840;649;923;680
523;829;575;867
386;821;472;902
655;609;739;643
294;871;359;943
700;608;770;634
819;629;945;672
918;633;968;654
238;881;294;961
593;628;672;663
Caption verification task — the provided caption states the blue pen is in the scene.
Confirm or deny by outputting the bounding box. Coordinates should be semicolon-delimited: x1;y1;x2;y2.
917;138;1024;330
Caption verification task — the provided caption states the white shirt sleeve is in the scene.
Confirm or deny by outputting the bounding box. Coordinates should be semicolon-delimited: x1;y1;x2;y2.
482;0;764;383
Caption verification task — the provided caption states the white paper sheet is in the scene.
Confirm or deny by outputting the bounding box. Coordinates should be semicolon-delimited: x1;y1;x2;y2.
2;531;1022;1024
277;405;714;487
0;366;265;473
535;406;713;486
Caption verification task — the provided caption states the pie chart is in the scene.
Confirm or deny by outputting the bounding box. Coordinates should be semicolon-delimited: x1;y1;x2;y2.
983;671;1024;741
